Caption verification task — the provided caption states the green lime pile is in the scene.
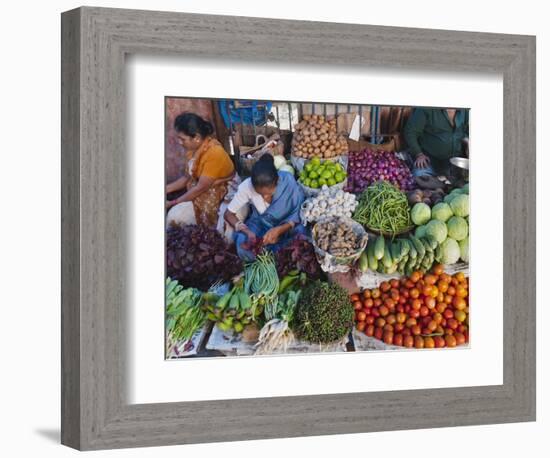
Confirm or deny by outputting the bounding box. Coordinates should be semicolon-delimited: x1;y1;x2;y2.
298;157;347;189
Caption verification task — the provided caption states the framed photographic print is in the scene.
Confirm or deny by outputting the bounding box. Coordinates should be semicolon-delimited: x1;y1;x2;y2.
61;6;536;450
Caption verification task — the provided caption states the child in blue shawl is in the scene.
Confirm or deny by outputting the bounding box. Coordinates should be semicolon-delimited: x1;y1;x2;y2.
224;154;308;262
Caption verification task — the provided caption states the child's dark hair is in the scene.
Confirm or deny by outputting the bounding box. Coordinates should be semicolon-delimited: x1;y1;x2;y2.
174;112;214;138
251;154;279;188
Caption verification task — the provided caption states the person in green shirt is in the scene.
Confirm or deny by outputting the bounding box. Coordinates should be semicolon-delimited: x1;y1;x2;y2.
403;107;469;177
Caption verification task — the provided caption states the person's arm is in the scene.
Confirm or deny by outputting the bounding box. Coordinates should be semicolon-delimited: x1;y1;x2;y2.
166;174;190;194
223;182;257;240
403;109;428;160
166;175;214;208
224;208;256;242
212;169;236;187
262;221;294;245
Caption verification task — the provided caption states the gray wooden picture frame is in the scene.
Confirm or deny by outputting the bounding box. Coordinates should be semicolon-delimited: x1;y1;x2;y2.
61;6;536;451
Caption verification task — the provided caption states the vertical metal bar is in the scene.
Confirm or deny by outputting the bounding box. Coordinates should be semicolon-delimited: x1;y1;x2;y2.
370;106;374;142
239;106;246;146
287;102;292;132
225;100;234;157
335;104;339;132
323;103;327;118
312;103;315;115
374;106;380;144
252;101;257;140
275;104;281;137
299;103;303;121
359;104;362;140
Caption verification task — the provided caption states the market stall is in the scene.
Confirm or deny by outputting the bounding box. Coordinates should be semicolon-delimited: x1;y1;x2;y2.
165;104;470;358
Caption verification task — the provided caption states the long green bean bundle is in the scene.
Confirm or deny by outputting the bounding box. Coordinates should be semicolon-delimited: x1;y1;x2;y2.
244;251;280;317
353;182;411;235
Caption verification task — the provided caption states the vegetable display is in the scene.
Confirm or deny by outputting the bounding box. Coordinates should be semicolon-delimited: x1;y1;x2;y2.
206;282;260;333
313;218;366;257
165;278;207;352
300;188;357;223
425;219;448;244
353;265;469;348
407;188;446;206
166;224;242;290
244;251;280;313
353;182;412;235
291;114;348;159
410;202;431;226
241;237;264;257
359;233;438;276
298;157;347;189
275;235;323;279
446;216;469;241
293;280;354;343
430;202;454;222
410;183;470;265
449;193;469;217
255;289;301;355
435;238;461;265
346;149;415;193
458;237;469;263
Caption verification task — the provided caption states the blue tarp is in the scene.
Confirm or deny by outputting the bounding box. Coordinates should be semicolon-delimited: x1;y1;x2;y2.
218;100;272;128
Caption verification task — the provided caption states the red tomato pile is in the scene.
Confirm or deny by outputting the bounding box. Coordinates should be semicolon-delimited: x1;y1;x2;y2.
351;264;469;349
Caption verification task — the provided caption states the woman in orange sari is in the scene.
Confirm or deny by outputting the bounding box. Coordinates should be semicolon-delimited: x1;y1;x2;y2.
166;113;235;227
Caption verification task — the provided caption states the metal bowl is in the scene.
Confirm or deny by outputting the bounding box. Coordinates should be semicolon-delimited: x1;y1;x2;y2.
450;157;469;170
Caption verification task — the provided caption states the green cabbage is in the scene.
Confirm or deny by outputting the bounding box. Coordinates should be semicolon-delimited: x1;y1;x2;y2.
411;203;431;225
415;224;428;239
459;236;469;263
425;219;448;244
450;194;469;217
443;194;454;204
431;202;453;222
436;238;461;265
446;216;469;241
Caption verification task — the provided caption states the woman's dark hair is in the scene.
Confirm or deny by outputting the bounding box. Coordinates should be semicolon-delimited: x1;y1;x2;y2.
251;154;279;188
173;112;214;138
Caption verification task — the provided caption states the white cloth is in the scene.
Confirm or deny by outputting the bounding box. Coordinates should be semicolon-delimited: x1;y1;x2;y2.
227;177;270;215
166;201;196;228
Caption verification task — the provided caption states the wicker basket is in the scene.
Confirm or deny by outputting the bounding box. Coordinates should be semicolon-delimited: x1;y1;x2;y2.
239;135;285;175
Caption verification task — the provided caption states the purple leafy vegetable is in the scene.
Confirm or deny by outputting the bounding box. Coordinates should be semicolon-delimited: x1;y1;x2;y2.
275;235;322;279
166;225;242;290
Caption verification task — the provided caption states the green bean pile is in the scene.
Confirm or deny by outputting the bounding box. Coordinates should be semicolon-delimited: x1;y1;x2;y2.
353;182;412;235
244;251;280;316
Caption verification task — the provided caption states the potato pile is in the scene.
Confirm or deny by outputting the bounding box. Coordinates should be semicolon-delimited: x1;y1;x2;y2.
292;114;348;159
314;218;363;257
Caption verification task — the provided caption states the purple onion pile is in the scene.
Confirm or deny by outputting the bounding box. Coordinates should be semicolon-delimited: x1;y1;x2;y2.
345;149;415;193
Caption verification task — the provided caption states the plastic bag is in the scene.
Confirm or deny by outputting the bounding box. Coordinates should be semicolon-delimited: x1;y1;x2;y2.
311;217;368;273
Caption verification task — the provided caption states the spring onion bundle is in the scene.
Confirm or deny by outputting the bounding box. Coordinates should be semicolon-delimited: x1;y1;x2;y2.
165;278;206;353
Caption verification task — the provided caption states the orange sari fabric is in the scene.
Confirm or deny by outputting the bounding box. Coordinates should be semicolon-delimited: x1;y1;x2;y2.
186;137;235;227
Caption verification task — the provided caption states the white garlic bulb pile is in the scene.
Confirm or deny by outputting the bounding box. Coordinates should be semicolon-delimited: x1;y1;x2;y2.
300;186;357;224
